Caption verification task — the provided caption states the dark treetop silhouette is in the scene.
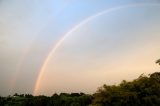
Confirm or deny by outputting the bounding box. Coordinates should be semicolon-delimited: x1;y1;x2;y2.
156;59;160;65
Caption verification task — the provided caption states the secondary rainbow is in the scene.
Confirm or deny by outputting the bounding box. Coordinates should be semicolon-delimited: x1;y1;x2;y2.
33;3;160;95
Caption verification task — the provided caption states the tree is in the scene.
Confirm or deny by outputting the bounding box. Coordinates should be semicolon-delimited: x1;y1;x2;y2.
92;72;160;106
156;59;160;65
150;72;160;83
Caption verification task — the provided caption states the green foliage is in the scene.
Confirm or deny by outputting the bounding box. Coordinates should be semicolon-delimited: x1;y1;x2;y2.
92;72;160;106
0;93;92;106
1;72;160;106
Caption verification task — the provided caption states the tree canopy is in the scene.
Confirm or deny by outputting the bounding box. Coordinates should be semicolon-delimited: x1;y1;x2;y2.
156;59;160;65
1;58;160;106
92;72;160;106
0;72;160;106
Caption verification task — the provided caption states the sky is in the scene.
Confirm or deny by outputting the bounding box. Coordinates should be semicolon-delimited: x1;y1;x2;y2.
0;0;160;96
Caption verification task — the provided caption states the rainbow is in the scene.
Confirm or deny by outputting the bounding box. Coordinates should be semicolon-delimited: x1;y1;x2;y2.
10;1;73;93
33;3;160;95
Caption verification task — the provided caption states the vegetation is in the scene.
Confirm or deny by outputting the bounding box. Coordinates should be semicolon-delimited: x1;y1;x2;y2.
0;61;160;106
156;59;160;65
92;72;160;106
0;93;92;106
0;72;160;106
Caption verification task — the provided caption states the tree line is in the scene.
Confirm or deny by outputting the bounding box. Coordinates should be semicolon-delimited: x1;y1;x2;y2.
0;60;160;106
0;72;160;106
0;92;92;106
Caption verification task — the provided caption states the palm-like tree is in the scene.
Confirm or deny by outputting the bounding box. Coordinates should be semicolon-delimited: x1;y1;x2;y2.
156;59;160;65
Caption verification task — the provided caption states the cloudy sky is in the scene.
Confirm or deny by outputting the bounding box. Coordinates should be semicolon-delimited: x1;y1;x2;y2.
0;0;160;96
